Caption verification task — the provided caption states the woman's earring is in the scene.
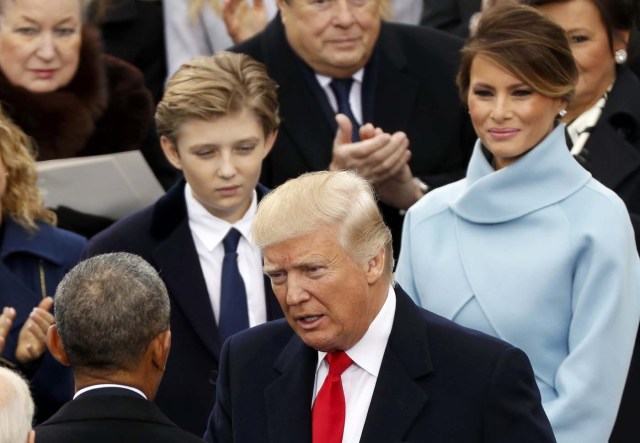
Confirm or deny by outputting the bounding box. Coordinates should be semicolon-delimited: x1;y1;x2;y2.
615;49;628;64
558;108;567;118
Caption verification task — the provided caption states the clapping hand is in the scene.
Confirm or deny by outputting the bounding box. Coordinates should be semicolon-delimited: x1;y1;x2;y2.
330;113;411;184
15;297;54;365
0;306;16;354
330;114;424;209
223;0;268;44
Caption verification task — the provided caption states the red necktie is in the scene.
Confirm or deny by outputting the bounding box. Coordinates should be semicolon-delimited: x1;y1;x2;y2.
312;351;353;443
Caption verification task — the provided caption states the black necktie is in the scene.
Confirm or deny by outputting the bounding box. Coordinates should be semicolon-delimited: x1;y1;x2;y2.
218;228;249;342
330;78;360;142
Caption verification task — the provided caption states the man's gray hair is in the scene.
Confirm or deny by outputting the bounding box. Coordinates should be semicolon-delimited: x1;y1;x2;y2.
253;170;394;280
54;252;170;372
0;367;33;443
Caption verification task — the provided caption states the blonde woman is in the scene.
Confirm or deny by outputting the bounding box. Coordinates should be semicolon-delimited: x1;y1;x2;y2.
0;106;85;423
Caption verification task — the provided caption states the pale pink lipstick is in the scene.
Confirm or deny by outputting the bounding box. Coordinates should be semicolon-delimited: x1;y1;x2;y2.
488;128;520;141
32;69;56;79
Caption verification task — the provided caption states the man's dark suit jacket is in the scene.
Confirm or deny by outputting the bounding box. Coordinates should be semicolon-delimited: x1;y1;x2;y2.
420;0;481;38
82;180;283;436
230;17;477;255
35;387;204;443
204;286;556;443
586;66;640;443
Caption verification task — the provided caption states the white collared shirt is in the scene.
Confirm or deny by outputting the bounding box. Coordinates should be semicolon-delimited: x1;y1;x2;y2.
316;68;365;126
74;384;147;399
313;285;396;443
185;184;267;327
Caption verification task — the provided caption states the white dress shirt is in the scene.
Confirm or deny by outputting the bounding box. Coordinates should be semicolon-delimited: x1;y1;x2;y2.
313;285;396;443
74;384;147;399
316;68;365;126
185;184;267;327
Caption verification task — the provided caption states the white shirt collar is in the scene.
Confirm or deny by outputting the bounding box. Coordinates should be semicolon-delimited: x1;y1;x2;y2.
317;284;396;377
74;384;147;400
184;183;257;251
315;68;365;89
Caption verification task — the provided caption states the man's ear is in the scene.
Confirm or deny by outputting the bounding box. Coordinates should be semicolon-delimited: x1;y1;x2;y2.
263;130;278;159
46;325;71;367
278;0;288;23
27;430;35;443
151;330;171;372
365;248;386;285
160;136;183;171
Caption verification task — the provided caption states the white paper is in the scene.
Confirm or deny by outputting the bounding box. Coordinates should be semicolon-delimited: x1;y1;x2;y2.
37;151;164;219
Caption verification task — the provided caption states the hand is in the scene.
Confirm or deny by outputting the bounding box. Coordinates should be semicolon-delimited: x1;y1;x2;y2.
0;306;16;354
376;164;426;210
223;0;267;44
329;114;411;184
15;297;54;365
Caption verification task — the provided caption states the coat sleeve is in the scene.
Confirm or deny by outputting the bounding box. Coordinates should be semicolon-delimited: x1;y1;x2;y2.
543;193;640;443
204;337;232;443
484;346;557;443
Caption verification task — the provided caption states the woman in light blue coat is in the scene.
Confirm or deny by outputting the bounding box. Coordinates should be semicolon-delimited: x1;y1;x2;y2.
396;5;640;443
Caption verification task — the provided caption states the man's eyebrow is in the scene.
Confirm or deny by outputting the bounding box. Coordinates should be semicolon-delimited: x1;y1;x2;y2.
263;265;280;274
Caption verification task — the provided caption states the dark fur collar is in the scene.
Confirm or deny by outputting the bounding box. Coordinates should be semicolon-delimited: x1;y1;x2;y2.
0;26;108;159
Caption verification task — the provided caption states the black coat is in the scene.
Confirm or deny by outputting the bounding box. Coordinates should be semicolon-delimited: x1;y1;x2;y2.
35;387;205;443
230;17;476;256
585;66;640;443
205;286;556;443
420;0;481;38
82;180;283;436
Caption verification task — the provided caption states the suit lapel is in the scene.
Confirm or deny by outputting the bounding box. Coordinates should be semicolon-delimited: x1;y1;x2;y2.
360;287;433;443
371;24;419;132
587;123;640;191
150;183;221;359
586;66;640;191
265;335;317;443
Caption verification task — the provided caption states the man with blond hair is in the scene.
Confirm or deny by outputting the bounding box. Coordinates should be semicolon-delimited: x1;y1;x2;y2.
204;170;555;443
83;52;283;435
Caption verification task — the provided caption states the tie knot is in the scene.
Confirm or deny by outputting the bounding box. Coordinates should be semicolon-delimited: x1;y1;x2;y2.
223;228;242;253
329;77;354;101
326;351;352;376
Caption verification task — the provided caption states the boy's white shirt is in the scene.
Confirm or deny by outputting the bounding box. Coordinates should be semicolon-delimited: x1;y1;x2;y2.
184;184;267;326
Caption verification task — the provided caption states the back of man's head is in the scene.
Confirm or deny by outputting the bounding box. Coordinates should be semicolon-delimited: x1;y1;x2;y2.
53;252;170;373
0;367;33;443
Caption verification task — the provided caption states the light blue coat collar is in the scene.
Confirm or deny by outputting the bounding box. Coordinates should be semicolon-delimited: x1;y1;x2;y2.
452;125;591;223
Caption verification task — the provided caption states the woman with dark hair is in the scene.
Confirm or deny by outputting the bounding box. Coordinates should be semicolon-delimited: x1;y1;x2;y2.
523;0;640;245
522;1;640;440
397;5;640;443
